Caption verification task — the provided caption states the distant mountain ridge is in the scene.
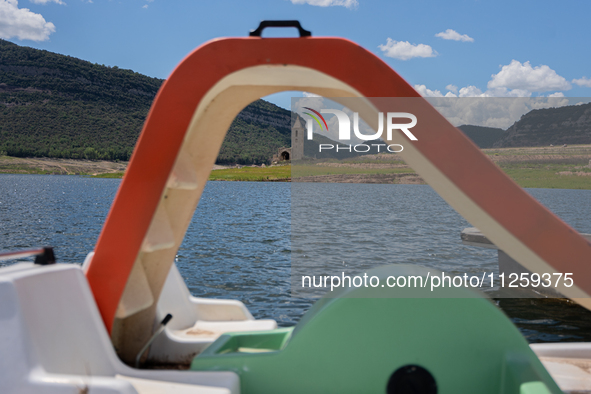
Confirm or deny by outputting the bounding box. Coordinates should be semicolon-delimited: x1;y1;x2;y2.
456;102;591;148
493;102;591;148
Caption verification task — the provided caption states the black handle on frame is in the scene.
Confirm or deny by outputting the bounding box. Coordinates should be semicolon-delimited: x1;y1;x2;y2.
249;20;312;37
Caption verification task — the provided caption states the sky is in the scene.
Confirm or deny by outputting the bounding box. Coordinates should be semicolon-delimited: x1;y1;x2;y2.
2;0;591;112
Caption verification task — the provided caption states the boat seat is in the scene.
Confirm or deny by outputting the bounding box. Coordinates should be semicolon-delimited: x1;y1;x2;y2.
147;263;277;364
0;262;239;394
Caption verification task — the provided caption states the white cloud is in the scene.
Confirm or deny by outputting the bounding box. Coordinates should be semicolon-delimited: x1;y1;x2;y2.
572;77;591;88
458;85;485;97
142;4;148;8
435;29;474;42
446;84;458;94
0;0;55;41
419;82;568;100
29;0;64;4
414;84;442;97
529;98;569;112
488;60;571;92
418;60;571;99
379;39;437;60
290;0;357;8
414;84;456;97
415;84;571;129
478;87;534;98
452;85;530;98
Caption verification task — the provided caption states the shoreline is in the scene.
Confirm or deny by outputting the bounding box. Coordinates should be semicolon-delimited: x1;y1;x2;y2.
1;144;590;189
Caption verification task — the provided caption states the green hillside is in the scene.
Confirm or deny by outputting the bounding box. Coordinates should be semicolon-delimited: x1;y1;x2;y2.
0;39;159;160
0;39;290;164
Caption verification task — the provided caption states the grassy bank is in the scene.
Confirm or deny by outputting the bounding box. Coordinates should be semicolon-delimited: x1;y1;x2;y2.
499;163;591;189
208;165;291;182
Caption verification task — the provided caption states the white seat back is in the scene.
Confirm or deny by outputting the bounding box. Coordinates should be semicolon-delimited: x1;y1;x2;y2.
0;272;33;393
6;263;118;377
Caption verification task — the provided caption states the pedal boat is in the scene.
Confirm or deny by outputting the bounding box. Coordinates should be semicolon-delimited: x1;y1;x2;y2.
1;21;591;394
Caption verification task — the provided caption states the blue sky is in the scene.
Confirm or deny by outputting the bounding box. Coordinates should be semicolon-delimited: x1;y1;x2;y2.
2;0;591;110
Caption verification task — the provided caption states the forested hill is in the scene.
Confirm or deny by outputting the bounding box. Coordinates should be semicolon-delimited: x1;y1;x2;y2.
0;39;161;160
0;39;291;164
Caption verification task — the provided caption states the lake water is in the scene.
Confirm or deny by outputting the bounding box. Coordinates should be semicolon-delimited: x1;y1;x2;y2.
1;174;590;343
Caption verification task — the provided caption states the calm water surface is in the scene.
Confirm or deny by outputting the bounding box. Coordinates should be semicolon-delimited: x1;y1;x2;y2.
1;174;590;343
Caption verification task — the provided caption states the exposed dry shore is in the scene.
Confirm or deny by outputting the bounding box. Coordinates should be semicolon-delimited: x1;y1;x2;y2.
0;157;230;176
0;156;128;175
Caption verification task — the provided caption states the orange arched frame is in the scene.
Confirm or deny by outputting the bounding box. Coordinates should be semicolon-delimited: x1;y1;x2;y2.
85;36;591;333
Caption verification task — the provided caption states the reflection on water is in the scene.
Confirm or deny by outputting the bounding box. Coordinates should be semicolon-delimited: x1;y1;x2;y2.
0;174;590;342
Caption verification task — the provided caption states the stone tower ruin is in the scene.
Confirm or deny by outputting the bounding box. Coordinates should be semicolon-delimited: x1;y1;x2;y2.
292;117;305;160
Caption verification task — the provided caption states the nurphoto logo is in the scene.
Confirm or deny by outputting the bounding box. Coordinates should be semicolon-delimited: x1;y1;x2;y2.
302;107;418;154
